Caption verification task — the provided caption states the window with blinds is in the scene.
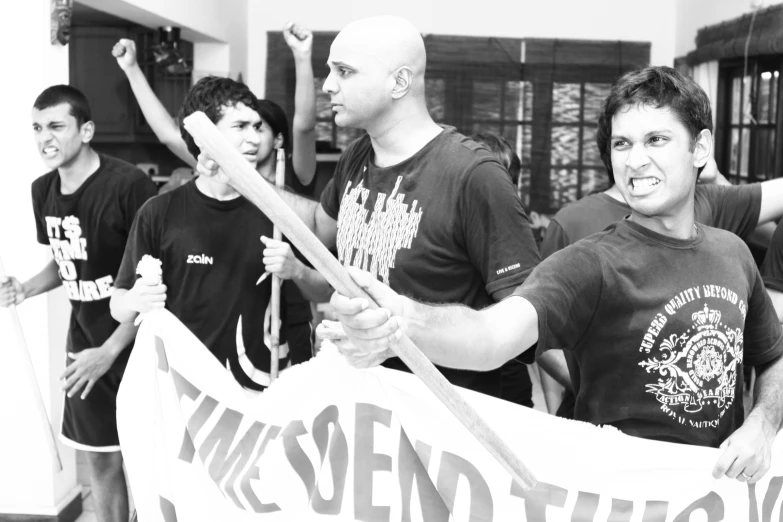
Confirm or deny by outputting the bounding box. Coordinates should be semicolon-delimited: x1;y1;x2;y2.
688;5;783;186
718;60;780;184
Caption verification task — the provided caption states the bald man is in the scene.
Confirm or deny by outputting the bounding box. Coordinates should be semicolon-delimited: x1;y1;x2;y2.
198;16;540;398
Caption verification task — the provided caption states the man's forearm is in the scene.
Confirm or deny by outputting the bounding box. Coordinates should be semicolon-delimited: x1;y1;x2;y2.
22;259;62;299
274;185;317;229
403;296;538;372
102;320;139;358
124;65;196;168
768;290;783;324
110;288;139;324
272;186;336;248
292;54;316;132
748;355;783;436
759;178;783;224
290;266;333;303
537;349;572;389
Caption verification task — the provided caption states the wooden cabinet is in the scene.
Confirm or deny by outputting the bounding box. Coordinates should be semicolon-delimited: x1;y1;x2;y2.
69;26;133;138
69;26;192;143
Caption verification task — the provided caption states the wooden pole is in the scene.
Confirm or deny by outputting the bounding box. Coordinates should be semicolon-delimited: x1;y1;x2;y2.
184;112;537;490
269;149;286;382
0;256;63;472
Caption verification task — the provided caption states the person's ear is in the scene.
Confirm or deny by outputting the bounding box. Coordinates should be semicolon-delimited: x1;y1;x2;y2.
80;121;95;143
390;66;413;100
274;133;284;149
692;129;712;169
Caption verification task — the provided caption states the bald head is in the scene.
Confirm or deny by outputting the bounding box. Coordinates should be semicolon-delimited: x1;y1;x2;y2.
324;16;433;132
331;16;426;87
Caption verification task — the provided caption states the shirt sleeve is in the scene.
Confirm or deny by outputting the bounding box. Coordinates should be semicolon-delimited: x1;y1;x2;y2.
319;147;353;222
512;242;603;358
761;221;783;293
457;161;541;298
114;201;160;290
744;265;783;367
121;176;159;233
31;180;48;245
698;184;762;240
539;219;570;260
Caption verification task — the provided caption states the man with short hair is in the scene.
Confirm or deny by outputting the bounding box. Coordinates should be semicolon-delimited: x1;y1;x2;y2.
111;76;332;389
538;95;783;417
0;85;158;522
328;66;783;484
198;16;541;398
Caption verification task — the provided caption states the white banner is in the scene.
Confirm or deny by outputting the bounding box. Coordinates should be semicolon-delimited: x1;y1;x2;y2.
118;310;783;521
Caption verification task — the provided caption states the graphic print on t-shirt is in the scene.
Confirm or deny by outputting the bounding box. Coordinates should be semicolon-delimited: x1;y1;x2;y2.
638;285;746;429
336;174;423;284
228;307;289;387
45;215;113;302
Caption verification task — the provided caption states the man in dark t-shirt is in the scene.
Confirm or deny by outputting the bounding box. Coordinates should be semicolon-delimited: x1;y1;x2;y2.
111;77;332;389
329;67;783;485
539;174;775;416
197;16;541;398
0;85;157;522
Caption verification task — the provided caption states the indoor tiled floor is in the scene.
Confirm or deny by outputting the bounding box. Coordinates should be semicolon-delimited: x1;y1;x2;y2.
74;487;93;522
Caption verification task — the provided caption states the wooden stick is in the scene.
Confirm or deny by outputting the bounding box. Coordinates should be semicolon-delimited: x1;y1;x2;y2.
269;149;286;381
184;112;537;490
0;257;63;473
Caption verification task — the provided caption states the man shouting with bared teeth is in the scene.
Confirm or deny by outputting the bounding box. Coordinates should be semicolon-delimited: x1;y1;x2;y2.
328;66;783;486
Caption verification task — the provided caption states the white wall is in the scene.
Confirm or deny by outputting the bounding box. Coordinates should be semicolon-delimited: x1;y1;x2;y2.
0;0;247;516
675;0;777;58
78;0;249;78
0;0;78;516
246;0;679;98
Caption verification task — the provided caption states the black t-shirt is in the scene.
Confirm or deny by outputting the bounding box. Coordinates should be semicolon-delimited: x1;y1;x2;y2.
761;221;783;293
515;219;783;447
32;153;157;367
320;127;541;396
541;183;764;418
540;184;762;259
115;181;289;390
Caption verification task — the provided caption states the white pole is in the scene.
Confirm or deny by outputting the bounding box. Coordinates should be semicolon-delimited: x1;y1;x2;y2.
0;255;63;472
269;148;286;382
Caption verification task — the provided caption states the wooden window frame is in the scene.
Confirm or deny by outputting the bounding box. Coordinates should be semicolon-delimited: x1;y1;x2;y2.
715;56;783;184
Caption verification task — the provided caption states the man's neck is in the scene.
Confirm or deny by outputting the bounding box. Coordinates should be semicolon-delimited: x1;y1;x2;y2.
255;154;275;183
195;174;241;201
58;147;100;195
367;107;442;168
629;206;698;240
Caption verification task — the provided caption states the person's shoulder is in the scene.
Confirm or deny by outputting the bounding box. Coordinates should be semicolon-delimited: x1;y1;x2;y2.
540;229;607;270
339;133;373;160
31;169;58;194
137;183;183;216
550;193;626;236
700;223;749;247
99;153;151;185
555;193;615;219
441;127;497;163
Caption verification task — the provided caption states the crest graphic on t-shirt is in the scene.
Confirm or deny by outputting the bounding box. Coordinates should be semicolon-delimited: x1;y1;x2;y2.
638;299;743;428
336;175;423;285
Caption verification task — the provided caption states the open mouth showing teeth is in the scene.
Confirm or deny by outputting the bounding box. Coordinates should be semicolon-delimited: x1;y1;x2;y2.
42;147;57;154
631;177;659;189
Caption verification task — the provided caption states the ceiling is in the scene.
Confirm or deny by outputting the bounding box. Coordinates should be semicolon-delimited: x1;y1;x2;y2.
71;2;139;27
